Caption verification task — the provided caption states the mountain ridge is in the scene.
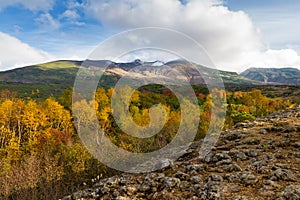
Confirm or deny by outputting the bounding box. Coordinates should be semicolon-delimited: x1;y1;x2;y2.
240;67;300;85
1;60;299;99
0;59;259;86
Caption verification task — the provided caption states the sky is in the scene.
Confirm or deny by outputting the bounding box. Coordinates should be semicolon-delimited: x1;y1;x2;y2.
0;0;300;72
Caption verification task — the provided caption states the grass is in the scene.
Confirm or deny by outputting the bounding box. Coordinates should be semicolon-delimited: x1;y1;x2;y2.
36;61;80;69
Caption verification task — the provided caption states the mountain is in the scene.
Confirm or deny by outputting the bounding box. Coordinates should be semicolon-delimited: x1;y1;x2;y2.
0;59;263;98
62;107;300;199
240;67;300;85
0;59;259;86
104;59;259;86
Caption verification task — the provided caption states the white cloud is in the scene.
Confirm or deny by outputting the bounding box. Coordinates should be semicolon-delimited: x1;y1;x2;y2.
60;9;85;26
67;0;85;9
84;0;300;71
0;0;54;11
60;10;80;21
35;13;60;30
0;32;54;70
247;49;300;69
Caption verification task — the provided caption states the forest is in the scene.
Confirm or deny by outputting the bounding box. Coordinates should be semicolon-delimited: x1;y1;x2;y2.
0;86;294;199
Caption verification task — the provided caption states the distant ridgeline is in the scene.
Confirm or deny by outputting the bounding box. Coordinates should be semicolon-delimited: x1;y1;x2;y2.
240;67;300;85
0;60;299;99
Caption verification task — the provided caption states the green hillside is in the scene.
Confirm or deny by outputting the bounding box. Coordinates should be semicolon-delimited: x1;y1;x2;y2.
0;61;80;84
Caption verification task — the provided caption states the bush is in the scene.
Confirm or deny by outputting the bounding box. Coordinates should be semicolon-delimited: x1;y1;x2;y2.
230;112;255;124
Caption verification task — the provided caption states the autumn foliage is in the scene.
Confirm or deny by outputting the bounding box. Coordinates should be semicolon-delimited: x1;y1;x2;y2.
0;87;292;199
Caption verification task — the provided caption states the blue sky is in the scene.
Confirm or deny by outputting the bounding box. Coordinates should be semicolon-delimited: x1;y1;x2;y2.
0;0;300;72
226;0;300;51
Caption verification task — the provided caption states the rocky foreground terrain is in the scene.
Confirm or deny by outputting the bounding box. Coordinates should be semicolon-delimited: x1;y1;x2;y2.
62;107;300;200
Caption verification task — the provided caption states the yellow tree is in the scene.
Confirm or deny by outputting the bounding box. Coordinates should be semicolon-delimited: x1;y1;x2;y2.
22;100;47;147
0;100;14;148
42;98;73;131
95;88;110;109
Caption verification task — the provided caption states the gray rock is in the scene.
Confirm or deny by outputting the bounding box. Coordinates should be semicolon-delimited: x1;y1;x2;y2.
275;163;288;169
225;172;257;185
224;163;242;172
265;180;281;189
245;150;259;157
259;128;268;134
153;173;165;182
203;152;231;163
190;176;202;184
119;177;127;185
100;186;110;195
240;172;258;185
154;159;174;170
231;196;248;200
175;171;189;180
112;190;120;197
216;159;232;166
224;132;243;141
229;151;248;161
235;122;255;128
292;152;300;158
161;177;180;189
206;174;223;182
178;181;190;190
281;185;300;200
281;139;292;147
257;166;271;174
203;152;215;163
195;182;222;200
258;141;275;150
283;126;297;133
292;142;300;148
139;182;151;192
244;138;261;145
106;176;119;187
71;192;83;199
270;169;297;182
61;195;72;200
185;164;206;173
188;170;198;175
248;155;275;172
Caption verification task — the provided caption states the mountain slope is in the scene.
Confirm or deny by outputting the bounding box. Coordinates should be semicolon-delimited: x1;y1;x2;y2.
240;67;300;85
0;59;258;86
0;60;84;98
0;59;260;98
0;60;81;84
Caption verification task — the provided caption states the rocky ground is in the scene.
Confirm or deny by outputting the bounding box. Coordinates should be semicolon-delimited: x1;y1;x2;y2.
61;107;300;200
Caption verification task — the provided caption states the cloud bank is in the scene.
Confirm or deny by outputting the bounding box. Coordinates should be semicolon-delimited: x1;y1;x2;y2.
0;32;53;70
84;0;300;71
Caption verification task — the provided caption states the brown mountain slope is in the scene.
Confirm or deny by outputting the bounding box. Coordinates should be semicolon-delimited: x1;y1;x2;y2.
62;107;300;200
